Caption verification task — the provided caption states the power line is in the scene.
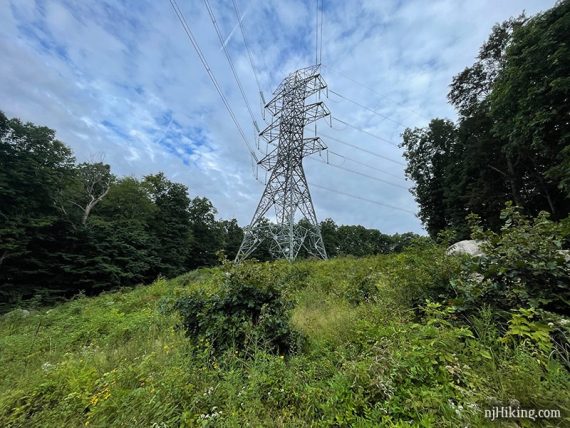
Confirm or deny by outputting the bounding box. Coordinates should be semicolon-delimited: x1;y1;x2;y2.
320;132;405;166
308;156;409;190
310;182;416;215
322;64;431;123
314;0;319;65
332;117;400;147
319;0;324;65
231;0;266;106
329;89;408;129
203;0;261;133
327;149;406;181
169;0;258;163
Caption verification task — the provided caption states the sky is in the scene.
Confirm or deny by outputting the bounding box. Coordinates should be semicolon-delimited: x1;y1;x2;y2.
0;0;556;234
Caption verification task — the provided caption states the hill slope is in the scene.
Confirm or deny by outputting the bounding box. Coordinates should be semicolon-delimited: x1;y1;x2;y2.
1;248;569;427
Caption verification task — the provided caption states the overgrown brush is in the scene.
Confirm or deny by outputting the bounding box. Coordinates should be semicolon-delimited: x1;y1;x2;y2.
1;228;569;427
174;262;302;356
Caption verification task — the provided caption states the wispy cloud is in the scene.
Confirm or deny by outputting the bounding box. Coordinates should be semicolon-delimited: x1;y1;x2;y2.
0;0;555;234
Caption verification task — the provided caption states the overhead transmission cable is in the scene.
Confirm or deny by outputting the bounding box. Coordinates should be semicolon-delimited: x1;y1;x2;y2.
329;89;408;129
326;149;406;181
319;0;324;65
314;0;318;65
169;0;259;163
231;0;266;106
309;182;416;215
332;117;400;147
320;132;405;166
203;0;261;133
321;64;431;123
308;156;409;190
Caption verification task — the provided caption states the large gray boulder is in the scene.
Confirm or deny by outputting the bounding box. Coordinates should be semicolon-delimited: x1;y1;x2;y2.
446;240;484;257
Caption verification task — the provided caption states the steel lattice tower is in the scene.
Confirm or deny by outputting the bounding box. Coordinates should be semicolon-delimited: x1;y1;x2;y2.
236;65;330;262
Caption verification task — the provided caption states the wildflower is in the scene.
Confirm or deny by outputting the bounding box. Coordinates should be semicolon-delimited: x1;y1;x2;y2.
41;362;54;372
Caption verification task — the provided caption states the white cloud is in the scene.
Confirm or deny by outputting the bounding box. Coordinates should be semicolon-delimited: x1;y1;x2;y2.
0;0;556;235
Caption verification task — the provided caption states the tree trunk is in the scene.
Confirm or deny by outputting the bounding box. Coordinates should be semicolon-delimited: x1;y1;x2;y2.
0;251;7;270
506;155;523;207
81;186;110;225
530;157;557;215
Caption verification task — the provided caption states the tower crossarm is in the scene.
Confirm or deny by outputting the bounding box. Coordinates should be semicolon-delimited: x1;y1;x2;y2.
302;101;330;126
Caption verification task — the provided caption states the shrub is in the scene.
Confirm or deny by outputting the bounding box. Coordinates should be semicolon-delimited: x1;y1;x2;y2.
501;307;552;354
175;263;302;356
454;203;569;316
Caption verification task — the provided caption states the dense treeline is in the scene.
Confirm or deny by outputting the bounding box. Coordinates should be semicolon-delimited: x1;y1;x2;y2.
0;111;423;309
401;1;570;238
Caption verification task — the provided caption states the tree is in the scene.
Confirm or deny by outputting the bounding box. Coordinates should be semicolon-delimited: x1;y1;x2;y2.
187;197;223;268
0;112;76;304
74;162;114;225
401;119;457;237
400;2;570;237
320;218;339;257
143;173;192;278
219;218;244;260
86;177;159;286
490;1;570;215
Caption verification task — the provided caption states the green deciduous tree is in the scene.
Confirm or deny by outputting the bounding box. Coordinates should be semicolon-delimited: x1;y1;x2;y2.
143;173;192;278
187;196;223;268
0;112;76;303
401;2;570;237
401;119;457;237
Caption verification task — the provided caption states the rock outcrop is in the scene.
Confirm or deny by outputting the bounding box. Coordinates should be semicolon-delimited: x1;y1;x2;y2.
446;240;484;257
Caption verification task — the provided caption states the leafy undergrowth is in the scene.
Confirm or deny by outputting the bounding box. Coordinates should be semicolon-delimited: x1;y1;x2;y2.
1;247;569;427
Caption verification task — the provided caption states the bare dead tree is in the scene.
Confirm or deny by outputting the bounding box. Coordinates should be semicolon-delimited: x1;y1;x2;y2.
72;162;113;225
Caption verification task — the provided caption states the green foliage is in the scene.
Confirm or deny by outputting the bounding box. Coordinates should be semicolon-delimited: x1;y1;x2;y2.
175;263;302;356
401;119;458;238
465;203;570;314
319;217;428;257
1;111;431;310
401;1;570;238
0;111;77;305
0;112;248;309
491;1;570;200
502;307;552;353
186;196;224;268
1;249;569;427
143;173;193;278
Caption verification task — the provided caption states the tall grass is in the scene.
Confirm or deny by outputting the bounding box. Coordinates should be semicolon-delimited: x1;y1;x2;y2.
1;250;568;427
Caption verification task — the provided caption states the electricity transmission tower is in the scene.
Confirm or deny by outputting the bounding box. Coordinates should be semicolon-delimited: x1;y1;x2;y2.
235;65;330;262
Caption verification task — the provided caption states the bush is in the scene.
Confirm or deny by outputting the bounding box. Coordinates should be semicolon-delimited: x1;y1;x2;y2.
460;203;570;315
175;263;302;356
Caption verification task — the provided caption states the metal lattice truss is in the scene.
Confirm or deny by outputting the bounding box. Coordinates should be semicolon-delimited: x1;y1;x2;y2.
236;65;330;262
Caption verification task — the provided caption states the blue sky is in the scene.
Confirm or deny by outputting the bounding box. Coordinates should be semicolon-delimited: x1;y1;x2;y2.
0;0;555;234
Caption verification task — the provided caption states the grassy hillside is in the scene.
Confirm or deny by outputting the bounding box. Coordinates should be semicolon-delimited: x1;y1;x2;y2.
1;247;569;427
